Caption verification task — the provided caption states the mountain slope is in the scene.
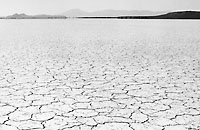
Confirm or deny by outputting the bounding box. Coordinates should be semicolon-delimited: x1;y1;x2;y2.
157;11;200;19
118;11;200;19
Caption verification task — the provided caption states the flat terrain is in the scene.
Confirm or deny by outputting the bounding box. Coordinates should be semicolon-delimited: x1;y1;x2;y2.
0;19;200;130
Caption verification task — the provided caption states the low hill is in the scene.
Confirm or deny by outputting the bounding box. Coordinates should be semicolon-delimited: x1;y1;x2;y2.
5;13;66;19
6;13;30;19
118;11;200;19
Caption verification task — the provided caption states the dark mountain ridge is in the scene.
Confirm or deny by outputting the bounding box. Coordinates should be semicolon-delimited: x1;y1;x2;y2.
118;11;200;19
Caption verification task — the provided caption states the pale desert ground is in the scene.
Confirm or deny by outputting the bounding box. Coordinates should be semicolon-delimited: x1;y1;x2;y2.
0;20;200;130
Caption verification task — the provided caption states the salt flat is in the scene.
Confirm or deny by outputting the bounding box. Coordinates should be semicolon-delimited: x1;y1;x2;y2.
0;19;200;130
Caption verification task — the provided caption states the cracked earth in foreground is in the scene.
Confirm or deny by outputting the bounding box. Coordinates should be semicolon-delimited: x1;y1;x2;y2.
0;20;200;130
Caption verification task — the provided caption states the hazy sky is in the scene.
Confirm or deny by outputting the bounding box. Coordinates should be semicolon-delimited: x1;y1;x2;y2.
0;0;200;16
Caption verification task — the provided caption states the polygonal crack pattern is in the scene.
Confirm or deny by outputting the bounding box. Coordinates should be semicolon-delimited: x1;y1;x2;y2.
0;22;200;130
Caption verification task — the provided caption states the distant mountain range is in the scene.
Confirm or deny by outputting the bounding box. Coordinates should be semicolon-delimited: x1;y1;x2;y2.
61;9;166;17
0;10;200;19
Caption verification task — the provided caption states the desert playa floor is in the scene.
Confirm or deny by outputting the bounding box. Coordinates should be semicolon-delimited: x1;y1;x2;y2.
0;20;200;130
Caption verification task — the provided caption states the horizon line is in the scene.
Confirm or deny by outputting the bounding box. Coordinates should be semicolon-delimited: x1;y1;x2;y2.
1;9;200;17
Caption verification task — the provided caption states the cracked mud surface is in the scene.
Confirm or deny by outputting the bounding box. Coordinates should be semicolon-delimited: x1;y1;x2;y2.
0;20;200;130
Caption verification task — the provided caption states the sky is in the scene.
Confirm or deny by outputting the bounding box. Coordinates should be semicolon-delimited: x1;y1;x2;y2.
0;0;200;16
